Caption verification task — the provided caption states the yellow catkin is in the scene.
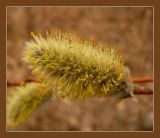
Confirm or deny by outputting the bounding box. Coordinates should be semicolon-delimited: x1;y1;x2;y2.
7;83;52;128
24;30;133;100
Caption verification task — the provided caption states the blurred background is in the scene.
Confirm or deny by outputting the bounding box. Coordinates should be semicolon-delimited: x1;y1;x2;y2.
7;7;153;131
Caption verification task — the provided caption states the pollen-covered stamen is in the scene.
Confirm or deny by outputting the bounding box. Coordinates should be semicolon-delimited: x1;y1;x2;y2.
24;30;126;100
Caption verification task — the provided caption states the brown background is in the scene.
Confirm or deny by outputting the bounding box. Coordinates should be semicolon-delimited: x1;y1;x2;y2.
7;6;153;131
0;0;160;138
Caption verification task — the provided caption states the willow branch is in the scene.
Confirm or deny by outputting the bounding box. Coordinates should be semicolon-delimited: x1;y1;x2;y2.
7;77;153;95
134;86;153;95
133;77;153;83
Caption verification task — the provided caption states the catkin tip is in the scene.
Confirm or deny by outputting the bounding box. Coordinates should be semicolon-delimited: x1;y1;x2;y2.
7;83;52;128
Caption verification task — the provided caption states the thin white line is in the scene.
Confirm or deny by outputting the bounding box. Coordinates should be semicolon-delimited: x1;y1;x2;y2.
6;6;154;132
152;6;154;132
6;6;8;132
7;131;154;132
7;6;154;7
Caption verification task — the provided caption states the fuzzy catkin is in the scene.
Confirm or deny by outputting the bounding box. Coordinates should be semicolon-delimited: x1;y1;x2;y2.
24;30;133;100
7;83;52;128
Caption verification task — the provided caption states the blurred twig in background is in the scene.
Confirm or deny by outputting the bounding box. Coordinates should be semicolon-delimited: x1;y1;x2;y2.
7;77;153;95
133;77;153;83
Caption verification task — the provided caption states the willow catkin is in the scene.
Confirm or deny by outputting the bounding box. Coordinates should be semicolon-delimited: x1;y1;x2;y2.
7;83;52;128
24;30;134;100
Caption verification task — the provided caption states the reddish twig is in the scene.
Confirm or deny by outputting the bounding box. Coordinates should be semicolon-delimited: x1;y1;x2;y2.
7;77;153;95
133;77;153;83
134;87;153;95
7;79;41;87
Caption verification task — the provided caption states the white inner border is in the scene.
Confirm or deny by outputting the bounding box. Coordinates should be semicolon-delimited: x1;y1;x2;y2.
6;6;154;132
